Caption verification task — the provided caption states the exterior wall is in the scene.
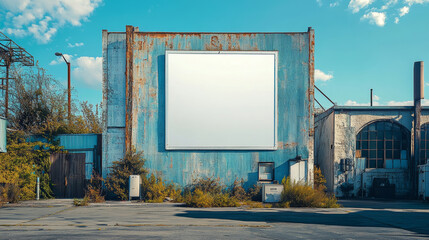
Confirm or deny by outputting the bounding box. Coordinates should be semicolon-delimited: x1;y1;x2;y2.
314;108;335;192
102;26;315;188
102;31;127;179
332;108;413;197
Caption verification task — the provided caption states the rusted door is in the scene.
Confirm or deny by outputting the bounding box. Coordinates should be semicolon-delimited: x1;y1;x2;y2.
50;153;86;198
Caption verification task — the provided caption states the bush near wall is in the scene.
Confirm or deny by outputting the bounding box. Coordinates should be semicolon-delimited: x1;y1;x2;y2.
105;149;148;200
0;134;61;204
141;173;181;203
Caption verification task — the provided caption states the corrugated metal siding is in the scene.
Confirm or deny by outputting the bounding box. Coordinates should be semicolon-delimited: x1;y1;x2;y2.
0;118;6;152
103;28;314;188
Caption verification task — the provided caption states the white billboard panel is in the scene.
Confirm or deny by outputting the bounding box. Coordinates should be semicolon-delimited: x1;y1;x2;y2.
166;51;278;150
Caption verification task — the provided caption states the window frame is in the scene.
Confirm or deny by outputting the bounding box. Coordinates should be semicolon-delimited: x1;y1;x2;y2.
355;121;409;169
258;162;275;181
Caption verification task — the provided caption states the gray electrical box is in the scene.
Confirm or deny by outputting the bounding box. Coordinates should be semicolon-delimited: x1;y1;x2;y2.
129;175;140;199
262;184;283;203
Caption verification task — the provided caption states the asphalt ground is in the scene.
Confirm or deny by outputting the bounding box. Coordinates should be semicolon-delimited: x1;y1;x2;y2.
0;199;428;239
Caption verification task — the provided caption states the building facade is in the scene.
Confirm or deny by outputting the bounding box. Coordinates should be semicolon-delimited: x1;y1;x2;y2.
102;26;315;188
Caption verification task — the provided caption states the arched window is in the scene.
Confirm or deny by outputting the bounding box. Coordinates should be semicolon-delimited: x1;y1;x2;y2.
420;123;429;165
356;121;409;169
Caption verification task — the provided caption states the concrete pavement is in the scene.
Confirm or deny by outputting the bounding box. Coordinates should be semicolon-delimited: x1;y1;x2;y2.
0;199;428;239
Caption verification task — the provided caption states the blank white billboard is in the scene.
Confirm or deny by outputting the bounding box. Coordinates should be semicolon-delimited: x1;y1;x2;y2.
165;51;278;150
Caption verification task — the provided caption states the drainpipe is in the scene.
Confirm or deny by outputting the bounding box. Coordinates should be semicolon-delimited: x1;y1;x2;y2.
370;89;373;106
413;61;424;198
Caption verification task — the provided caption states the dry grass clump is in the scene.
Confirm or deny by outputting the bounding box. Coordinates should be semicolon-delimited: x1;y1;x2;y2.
183;177;239;208
73;197;89;206
141;173;181;203
85;172;105;203
279;177;340;208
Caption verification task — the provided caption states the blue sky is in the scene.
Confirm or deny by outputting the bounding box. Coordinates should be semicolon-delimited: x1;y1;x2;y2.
0;0;428;108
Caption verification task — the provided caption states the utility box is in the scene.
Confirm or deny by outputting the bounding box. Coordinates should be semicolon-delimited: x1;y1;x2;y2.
262;184;283;203
418;164;429;200
129;175;140;199
289;160;307;184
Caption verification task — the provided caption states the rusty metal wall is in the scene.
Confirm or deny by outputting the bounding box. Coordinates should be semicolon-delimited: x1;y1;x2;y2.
103;26;315;187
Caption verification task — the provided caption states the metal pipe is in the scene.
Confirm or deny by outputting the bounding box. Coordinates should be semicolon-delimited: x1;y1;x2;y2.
414;61;424;198
315;85;335;105
370;89;373;106
36;177;40;200
314;98;325;111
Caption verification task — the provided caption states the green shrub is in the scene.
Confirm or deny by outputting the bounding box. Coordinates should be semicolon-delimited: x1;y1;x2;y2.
0;139;60;202
141;173;181;203
105;149;147;200
231;179;248;201
247;184;262;202
314;167;327;192
186;189;214;208
85;172;105;203
190;177;223;194
73;197;89;206
184;177;239;208
280;177;340;208
213;193;239;207
0;183;21;203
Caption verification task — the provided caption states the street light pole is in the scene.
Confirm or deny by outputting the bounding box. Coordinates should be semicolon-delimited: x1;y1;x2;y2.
55;52;71;121
67;61;71;120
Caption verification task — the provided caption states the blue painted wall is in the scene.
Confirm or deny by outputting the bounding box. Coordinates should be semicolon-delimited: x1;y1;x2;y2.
103;28;314;188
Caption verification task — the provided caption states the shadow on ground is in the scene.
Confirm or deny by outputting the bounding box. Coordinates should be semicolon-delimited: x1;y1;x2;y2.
176;209;429;236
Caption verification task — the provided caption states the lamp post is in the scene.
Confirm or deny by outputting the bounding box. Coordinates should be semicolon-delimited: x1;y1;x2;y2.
55;52;71;120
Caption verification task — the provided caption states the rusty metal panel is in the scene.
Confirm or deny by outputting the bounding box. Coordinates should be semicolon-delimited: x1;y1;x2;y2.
103;27;315;187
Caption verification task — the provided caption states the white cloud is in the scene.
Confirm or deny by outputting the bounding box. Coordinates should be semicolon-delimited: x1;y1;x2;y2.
387;100;413;106
399;6;410;16
330;2;340;7
405;0;429;5
316;0;323;6
381;0;398;10
373;95;380;101
395;17;400;23
72;56;102;88
49;53;73;65
348;0;374;13
361;12;387;27
387;99;429;106
68;42;84;48
344;100;380;106
0;0;102;43
315;69;334;82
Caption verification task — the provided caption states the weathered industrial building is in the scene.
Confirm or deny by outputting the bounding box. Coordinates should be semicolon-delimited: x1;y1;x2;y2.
102;26;315;188
315;62;427;199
